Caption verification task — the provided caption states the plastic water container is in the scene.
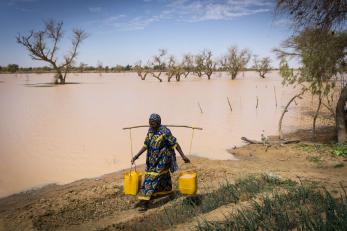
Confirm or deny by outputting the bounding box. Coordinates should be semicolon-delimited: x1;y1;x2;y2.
178;172;197;195
123;171;142;195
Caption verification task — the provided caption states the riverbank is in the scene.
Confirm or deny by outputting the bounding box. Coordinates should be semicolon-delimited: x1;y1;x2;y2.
0;127;346;231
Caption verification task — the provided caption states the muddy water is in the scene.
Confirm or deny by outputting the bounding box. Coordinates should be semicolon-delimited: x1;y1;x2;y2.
0;72;315;198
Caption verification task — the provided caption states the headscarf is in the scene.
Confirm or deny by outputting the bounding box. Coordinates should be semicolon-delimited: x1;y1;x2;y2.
149;113;161;125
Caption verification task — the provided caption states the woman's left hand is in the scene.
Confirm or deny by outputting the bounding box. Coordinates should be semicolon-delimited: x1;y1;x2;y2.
182;156;191;163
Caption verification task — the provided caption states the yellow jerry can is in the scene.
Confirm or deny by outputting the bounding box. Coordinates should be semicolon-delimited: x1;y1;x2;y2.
178;172;197;195
124;171;142;195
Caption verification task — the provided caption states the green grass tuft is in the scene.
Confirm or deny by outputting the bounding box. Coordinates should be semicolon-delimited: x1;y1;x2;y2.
196;184;347;231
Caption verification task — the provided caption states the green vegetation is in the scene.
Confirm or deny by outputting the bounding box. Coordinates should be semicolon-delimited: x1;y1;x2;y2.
252;56;271;78
6;64;19;73
103;175;347;231
331;143;347;157
107;175;296;231
221;46;251;80
275;0;347;142
297;143;347;158
306;155;322;163
334;163;345;168
197;185;347;231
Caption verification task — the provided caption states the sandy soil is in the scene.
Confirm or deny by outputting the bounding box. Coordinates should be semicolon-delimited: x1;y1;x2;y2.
0;128;346;231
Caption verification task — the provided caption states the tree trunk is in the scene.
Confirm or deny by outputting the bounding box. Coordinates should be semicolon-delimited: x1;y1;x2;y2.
336;85;347;143
54;71;64;84
151;72;162;82
231;72;237;80
312;94;322;139
279;88;307;139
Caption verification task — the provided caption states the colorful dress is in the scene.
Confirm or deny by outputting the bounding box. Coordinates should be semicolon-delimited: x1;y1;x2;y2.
138;125;178;201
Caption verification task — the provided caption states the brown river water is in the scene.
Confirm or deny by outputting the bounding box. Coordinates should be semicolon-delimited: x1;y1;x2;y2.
0;72;321;198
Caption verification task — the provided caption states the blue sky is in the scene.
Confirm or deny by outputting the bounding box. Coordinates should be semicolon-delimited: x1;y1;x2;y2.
0;0;292;68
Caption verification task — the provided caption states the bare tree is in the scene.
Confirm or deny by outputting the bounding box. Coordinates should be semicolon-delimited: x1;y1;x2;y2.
16;20;87;84
194;54;205;78
221;46;251;80
182;53;194;78
149;49;167;82
202;50;216;80
279;86;308;139
134;60;150;80
253;56;272;78
166;55;185;82
166;55;177;82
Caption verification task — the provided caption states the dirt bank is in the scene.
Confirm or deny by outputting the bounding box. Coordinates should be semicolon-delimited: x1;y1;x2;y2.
0;128;346;231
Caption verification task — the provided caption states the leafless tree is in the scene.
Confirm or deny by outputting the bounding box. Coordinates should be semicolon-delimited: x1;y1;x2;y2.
134;60;150;80
166;55;176;82
149;49;167;82
182;53;194;78
194;54;205;78
253;56;272;78
166;55;185;82
221;46;251;80
16;20;87;84
202;50;216;80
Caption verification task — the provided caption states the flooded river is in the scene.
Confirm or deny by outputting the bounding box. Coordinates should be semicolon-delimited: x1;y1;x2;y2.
0;72;319;198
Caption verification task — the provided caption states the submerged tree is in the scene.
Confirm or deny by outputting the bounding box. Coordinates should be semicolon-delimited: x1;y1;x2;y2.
253;56;272;78
16;20;87;84
194;53;205;78
192;50;216;80
166;55;177;82
166;55;185;82
221;46;251;80
134;60;151;80
275;0;347;142
149;49;167;82
202;50;216;80
182;53;194;78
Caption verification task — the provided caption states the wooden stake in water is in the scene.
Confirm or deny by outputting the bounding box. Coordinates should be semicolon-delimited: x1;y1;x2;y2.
273;86;278;108
189;129;195;155
294;99;298;105
197;101;203;114
227;97;233;112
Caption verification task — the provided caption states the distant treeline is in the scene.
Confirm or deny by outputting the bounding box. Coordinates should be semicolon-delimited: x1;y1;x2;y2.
0;63;278;74
0;63;135;74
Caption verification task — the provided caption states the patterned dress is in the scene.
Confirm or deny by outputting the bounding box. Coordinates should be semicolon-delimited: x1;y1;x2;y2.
138;125;177;201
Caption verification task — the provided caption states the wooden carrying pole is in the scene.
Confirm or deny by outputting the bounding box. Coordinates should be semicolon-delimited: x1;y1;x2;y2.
124;125;202;160
123;125;203;130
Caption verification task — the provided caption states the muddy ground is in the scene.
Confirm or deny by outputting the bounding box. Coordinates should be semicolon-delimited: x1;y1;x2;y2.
0;127;346;231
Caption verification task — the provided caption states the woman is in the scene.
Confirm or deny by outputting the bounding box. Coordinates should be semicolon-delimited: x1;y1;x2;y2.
131;113;190;211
